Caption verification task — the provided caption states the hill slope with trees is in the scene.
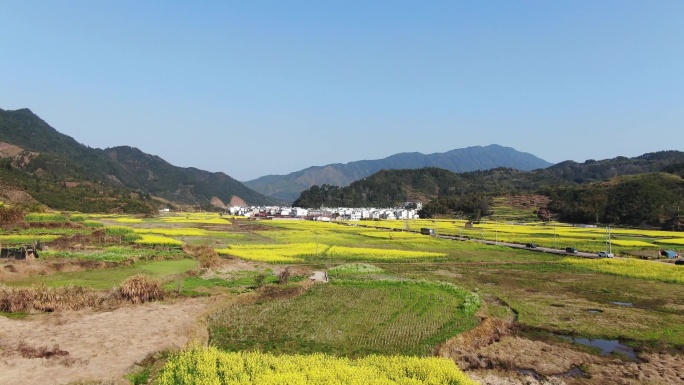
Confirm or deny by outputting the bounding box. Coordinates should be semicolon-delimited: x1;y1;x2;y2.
246;144;552;202
293;153;684;228
0;108;280;212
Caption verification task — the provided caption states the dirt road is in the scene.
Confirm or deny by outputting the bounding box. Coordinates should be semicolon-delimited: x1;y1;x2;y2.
0;297;214;385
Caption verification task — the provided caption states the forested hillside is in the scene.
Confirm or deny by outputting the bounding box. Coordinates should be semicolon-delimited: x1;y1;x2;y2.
0;108;279;212
246;144;552;201
294;153;684;228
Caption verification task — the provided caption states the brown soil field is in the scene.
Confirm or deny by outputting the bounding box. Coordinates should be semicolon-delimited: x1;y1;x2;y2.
0;297;217;385
436;299;684;385
467;336;684;385
0;258;134;282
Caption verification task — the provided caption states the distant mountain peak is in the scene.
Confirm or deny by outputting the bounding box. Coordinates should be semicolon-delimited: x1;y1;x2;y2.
245;145;552;202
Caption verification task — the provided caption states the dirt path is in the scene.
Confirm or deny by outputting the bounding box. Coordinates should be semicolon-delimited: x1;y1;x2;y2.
0;297;217;385
309;270;328;282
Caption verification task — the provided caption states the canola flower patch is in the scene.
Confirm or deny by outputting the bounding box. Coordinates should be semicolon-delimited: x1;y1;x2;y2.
563;258;684;284
327;246;446;260
0;234;61;245
606;228;684;238
133;228;208;237
104;226;135;234
158;213;232;225
156;346;476;385
215;243;326;263
656;238;684;246
610;239;659;248
134;234;183;247
360;231;425;239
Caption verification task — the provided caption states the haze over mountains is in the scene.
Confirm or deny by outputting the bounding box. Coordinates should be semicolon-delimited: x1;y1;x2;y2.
245;145;552;202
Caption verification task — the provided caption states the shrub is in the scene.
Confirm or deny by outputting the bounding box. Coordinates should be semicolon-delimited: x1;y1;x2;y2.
25;213;68;222
83;220;105;228
105;226;135;236
278;267;291;285
69;214;86;222
183;245;220;269
0;206;24;226
118;274;164;304
254;274;266;288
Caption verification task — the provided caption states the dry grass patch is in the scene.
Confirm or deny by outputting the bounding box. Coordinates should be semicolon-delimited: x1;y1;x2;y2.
0;285;107;313
0;274;167;313
18;341;69;359
435;317;513;370
118;274;164;304
183;245;220;269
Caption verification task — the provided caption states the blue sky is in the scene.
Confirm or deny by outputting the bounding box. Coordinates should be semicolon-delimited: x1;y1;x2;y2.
1;1;683;180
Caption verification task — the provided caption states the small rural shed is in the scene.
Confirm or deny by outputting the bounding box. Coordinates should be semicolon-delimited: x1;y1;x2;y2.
661;250;679;259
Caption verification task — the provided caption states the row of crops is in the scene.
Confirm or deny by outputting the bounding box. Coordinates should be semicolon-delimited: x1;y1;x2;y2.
5;211;684;255
340;218;684;254
157;346;477;385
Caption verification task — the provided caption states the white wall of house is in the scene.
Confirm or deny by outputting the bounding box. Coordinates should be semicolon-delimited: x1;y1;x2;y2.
291;208;308;217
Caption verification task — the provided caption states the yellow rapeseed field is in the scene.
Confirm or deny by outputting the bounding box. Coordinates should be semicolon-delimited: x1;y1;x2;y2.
133;228;208;237
156;346;477;385
656;238;684;246
159;213;232;225
327;246;446;260
215;243;326;263
134;234;183;247
609;240;659;248
563;258;684;284
360;231;424;240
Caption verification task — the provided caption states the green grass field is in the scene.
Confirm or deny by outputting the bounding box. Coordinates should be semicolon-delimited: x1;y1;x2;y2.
208;279;479;357
5;259;197;289
4;212;684;354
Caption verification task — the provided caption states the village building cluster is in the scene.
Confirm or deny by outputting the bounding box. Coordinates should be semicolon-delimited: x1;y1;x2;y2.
226;202;423;221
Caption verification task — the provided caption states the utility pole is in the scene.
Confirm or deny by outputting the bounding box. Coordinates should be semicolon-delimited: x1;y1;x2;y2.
495;220;498;245
554;222;557;250
607;225;612;255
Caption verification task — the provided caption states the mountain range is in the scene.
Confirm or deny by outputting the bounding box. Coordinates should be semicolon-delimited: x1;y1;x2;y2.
5;106;680;223
0;108;280;212
245;145;552;202
292;151;684;228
